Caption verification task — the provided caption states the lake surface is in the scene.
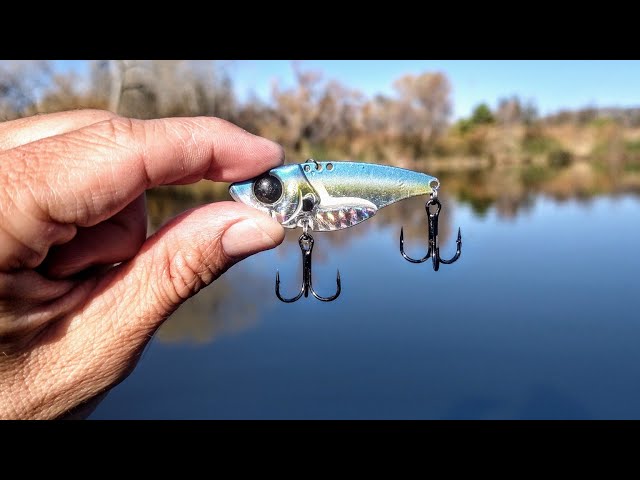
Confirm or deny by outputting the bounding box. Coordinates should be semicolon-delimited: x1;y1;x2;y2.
90;189;640;419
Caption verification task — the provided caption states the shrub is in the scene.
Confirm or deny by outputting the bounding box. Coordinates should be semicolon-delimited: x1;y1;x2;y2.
470;103;494;125
548;149;573;168
522;128;561;155
520;165;551;187
624;140;640;153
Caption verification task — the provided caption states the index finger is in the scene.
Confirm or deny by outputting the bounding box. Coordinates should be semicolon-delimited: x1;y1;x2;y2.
0;109;117;152
2;115;284;227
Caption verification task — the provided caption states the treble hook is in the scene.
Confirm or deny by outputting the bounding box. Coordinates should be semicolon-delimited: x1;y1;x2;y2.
400;193;462;271
275;226;341;303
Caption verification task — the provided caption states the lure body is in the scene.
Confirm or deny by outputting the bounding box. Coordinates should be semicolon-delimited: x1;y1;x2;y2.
229;161;439;232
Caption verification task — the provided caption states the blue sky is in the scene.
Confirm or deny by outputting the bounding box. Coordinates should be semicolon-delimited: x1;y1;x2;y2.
55;60;640;119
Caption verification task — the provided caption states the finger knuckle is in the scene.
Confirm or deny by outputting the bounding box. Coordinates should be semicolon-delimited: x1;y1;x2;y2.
89;116;143;148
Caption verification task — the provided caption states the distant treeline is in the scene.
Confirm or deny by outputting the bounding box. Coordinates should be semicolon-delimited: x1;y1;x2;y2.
2;60;639;171
544;107;640;127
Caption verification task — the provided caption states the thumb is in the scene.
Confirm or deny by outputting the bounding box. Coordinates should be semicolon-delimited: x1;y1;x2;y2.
90;201;284;334
23;201;284;416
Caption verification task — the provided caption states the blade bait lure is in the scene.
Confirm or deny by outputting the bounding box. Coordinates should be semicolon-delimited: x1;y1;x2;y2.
229;159;461;302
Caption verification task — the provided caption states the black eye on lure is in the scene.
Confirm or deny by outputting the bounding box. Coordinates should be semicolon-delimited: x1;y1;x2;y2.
230;159;462;303
252;173;283;204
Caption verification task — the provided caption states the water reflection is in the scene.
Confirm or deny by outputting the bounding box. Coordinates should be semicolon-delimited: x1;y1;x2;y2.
438;159;640;219
145;190;271;344
146;183;458;345
92;165;640;419
154;267;269;345
145;158;640;349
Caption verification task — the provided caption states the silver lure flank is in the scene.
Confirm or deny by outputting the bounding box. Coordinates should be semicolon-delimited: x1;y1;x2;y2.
229;160;439;232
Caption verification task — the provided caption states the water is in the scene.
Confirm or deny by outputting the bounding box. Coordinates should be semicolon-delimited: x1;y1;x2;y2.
90;191;640;419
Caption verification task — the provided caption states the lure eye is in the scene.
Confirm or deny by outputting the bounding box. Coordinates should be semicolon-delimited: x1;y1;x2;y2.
252;173;283;204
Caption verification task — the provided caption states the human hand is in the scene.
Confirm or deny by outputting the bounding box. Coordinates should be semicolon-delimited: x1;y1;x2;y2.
0;110;285;419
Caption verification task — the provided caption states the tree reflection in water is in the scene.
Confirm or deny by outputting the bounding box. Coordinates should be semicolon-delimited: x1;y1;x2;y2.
146;189;273;344
155;264;271;345
145;157;640;345
145;182;457;345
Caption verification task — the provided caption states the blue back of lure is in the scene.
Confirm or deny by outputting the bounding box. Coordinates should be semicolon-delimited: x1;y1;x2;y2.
229;161;439;231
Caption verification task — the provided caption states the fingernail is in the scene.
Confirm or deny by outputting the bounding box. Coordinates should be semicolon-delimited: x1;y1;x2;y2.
221;215;284;259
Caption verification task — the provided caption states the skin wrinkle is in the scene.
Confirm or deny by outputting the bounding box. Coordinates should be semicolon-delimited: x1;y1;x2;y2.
147;120;201;186
25;324;126;419
145;120;172;185
89;238;165;331
165;233;209;303
102;274;142;333
0;153;76;267
77;118;133;152
146;254;176;323
13;194;72;254
104;288;124;334
94;125;145;201
0;271;75;302
21;280;94;330
46;328;98;412
97;119;153;197
44;198;146;278
168;252;200;301
106;119;155;191
137;133;154;190
167;234;222;301
1;277;96;354
0;227;47;270
70;252;151;336
14;355;35;418
11;219;75;269
0;110;118;152
16;123;136;228
47;135;122;226
33;274;100;339
161;212;234;302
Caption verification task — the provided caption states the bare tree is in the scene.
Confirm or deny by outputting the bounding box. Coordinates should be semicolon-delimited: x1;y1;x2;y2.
496;96;538;125
109;60;236;119
267;62;363;152
390;72;452;153
496;96;522;125
360;94;394;139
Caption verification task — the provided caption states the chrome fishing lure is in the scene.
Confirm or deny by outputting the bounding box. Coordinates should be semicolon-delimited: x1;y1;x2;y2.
229;159;461;302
